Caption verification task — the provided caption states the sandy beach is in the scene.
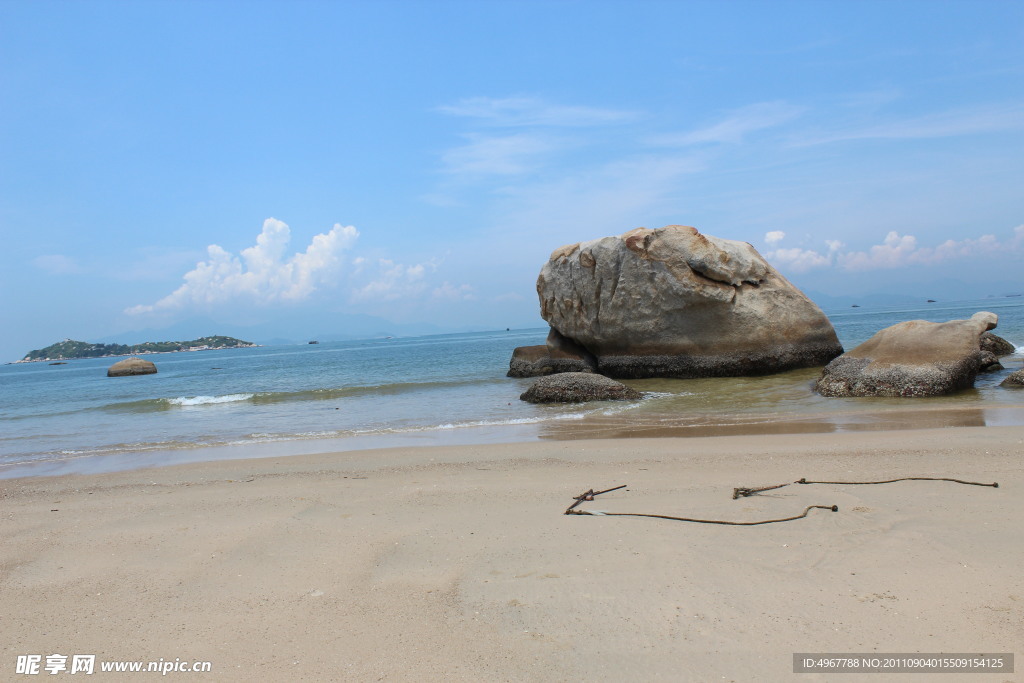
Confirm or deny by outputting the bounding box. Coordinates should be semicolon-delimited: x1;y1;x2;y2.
2;426;1021;681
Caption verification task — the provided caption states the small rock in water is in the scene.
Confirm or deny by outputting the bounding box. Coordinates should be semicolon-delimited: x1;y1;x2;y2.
980;332;1016;356
107;357;157;377
520;372;641;404
1001;369;1024;388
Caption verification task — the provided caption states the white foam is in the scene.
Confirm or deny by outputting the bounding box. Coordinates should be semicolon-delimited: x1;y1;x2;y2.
365;412;592;434
599;401;645;416
164;393;254;407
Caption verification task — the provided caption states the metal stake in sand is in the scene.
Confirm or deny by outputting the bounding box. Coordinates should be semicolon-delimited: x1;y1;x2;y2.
565;484;838;525
565;484;627;514
733;476;999;499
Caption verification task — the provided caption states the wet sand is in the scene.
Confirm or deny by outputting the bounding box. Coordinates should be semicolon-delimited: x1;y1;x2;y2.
2;426;1022;681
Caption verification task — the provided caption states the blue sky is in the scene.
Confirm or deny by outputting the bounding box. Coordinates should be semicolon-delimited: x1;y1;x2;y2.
2;0;1023;360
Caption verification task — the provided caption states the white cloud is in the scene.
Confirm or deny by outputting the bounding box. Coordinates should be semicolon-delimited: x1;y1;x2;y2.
437;96;636;127
350;259;434;302
839;231;919;270
764;228;1019;274
651;101;804;146
441;133;555;176
765;247;833;272
764;234;843;272
434;95;638;182
839;231;1005;270
126;218;358;314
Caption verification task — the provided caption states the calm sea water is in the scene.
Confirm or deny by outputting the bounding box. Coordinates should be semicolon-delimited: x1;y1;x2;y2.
2;297;1023;477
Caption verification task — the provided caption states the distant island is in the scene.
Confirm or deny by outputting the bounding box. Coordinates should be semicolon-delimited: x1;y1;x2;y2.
19;336;257;362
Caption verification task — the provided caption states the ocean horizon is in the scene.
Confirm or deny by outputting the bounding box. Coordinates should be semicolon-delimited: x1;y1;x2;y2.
2;296;1023;479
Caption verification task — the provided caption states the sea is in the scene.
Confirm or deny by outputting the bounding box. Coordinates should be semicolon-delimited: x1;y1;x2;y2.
2;297;1023;478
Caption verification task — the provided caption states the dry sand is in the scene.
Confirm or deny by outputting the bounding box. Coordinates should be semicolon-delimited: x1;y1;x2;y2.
2;426;1022;682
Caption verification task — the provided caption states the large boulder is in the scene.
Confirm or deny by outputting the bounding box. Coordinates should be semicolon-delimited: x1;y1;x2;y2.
536;225;843;378
520;372;642;404
815;312;997;397
107;357;157;377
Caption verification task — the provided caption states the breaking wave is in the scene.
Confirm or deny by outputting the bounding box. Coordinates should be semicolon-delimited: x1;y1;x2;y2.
100;378;506;413
165;394;254;406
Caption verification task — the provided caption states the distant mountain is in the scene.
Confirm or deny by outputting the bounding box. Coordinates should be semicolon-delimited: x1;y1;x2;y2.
20;336;256;362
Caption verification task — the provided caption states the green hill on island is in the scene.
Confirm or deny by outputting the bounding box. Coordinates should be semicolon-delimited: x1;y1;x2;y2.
22;336;257;362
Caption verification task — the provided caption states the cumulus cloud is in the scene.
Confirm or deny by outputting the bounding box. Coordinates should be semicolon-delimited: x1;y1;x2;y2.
839;231;1004;270
763;227;1019;273
766;247;833;271
764;234;844;272
839;231;919;270
126;218;358;314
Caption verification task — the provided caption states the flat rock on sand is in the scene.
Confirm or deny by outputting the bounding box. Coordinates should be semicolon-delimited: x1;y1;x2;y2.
520;372;641;403
816;312;997;397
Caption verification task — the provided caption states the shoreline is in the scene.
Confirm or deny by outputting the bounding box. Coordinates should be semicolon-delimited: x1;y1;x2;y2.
2;426;1021;681
4;400;1024;480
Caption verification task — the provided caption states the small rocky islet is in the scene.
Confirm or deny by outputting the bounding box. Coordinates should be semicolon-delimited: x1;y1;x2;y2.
20;335;256;363
17;335;258;378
